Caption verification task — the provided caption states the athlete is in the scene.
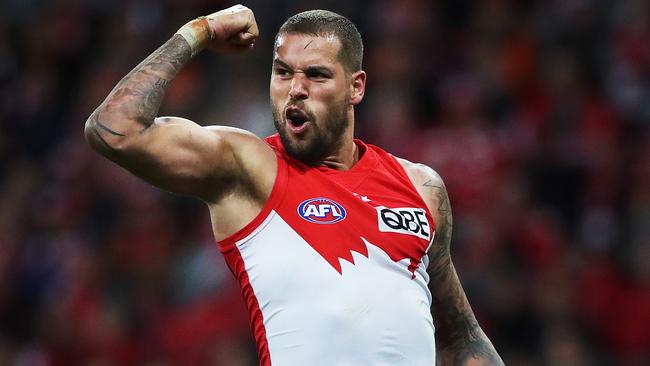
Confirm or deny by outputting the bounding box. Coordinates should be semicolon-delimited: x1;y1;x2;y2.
85;4;504;365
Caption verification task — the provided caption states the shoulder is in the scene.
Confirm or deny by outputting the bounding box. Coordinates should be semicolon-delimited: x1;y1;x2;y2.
203;125;277;201
204;125;268;146
395;157;445;188
204;125;275;159
392;157;448;218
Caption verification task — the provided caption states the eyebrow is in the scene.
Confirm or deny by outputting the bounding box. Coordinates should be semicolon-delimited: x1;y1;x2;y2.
272;59;292;70
273;59;333;74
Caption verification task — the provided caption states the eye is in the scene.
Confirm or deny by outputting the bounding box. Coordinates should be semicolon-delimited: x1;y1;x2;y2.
274;67;292;78
306;69;331;81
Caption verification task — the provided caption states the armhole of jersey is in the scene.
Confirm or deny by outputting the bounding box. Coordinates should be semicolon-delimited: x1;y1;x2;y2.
217;150;288;252
386;153;436;243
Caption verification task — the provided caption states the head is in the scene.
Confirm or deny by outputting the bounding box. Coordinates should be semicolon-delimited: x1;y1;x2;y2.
270;10;366;165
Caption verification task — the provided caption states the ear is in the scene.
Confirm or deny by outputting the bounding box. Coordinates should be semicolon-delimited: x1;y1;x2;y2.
349;70;366;105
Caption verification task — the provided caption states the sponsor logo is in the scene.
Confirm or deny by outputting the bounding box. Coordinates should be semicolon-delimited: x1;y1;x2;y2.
298;197;347;224
376;206;430;240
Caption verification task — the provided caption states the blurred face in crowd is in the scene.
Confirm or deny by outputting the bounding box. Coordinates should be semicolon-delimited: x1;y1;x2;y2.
270;32;364;164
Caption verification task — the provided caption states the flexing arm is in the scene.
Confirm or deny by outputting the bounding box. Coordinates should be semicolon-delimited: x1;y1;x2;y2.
85;5;272;201
399;160;503;366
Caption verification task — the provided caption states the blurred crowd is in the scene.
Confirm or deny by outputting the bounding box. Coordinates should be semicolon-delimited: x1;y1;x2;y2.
0;0;648;365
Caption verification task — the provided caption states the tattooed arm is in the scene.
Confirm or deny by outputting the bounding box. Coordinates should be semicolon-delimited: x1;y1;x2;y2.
84;5;274;201
398;159;504;366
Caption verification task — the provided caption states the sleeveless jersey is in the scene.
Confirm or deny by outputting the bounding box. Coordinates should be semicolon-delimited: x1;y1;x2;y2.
217;134;436;365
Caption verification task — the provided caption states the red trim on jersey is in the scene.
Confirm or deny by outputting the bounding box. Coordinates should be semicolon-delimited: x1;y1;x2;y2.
216;145;288;366
221;246;272;366
379;149;436;226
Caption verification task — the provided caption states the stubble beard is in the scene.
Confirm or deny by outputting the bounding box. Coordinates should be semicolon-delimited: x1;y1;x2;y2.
271;98;350;165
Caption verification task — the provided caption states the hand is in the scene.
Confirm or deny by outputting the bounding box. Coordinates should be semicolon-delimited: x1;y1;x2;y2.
176;4;258;55
205;4;259;53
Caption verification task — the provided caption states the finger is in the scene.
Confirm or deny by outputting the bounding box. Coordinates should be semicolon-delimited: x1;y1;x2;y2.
232;30;257;44
247;14;259;38
232;12;258;42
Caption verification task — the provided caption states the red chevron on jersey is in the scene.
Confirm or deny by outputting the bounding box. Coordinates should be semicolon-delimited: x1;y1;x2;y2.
263;135;434;278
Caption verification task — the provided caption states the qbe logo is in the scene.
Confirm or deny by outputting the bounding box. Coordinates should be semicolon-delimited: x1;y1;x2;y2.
297;197;347;224
376;206;430;240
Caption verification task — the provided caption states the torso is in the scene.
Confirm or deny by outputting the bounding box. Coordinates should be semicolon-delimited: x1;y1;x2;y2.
214;135;437;365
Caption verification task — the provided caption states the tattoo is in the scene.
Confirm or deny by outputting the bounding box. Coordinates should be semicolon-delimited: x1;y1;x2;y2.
455;340;506;366
304;40;314;49
426;180;452;250
422;171;504;366
95;120;125;136
87;112;122;164
89;34;192;140
90;122;118;152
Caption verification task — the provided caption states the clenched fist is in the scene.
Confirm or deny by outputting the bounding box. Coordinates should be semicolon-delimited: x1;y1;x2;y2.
176;4;259;55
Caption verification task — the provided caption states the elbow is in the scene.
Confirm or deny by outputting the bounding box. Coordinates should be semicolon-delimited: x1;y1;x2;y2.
84;118;104;153
83;108;130;155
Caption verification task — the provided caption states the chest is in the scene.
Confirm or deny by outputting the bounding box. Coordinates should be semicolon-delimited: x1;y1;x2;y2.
273;164;434;277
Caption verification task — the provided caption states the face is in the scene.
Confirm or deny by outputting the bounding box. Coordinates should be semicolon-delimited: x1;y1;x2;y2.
270;33;362;164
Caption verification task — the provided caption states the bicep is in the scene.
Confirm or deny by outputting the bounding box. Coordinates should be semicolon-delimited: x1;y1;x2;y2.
127;117;234;196
98;116;259;200
398;159;455;278
421;168;454;281
397;159;453;252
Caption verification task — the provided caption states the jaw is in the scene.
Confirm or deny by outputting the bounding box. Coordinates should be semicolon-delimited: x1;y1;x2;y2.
276;119;328;164
271;96;353;165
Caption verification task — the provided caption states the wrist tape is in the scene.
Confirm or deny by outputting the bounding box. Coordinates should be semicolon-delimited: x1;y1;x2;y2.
175;17;212;56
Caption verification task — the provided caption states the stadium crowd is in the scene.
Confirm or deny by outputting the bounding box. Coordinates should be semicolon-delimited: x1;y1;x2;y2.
0;0;648;365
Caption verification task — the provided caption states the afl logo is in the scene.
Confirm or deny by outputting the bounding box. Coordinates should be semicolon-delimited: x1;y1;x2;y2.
297;197;347;224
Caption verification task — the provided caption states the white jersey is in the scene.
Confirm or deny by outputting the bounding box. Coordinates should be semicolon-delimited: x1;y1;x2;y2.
217;135;436;365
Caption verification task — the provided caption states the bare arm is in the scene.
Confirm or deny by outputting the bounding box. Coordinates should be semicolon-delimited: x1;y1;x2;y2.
425;172;503;365
398;159;504;366
84;5;272;202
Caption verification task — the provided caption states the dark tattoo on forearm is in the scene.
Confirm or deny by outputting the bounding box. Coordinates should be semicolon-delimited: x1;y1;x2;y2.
423;175;504;366
456;340;506;366
89;34;192;138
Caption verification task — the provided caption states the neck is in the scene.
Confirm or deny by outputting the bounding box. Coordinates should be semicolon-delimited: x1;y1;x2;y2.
317;137;358;170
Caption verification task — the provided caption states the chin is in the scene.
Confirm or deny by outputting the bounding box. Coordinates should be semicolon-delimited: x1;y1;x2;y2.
284;139;317;162
279;132;324;165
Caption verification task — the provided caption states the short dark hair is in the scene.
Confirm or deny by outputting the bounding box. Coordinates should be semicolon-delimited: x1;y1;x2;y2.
275;10;363;73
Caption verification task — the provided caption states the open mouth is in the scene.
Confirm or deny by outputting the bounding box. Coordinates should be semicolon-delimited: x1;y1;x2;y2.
285;107;311;133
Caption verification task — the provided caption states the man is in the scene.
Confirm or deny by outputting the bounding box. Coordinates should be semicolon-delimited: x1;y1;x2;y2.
85;4;504;365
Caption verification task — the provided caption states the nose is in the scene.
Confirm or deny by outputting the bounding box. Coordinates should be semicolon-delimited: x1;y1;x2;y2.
289;74;308;100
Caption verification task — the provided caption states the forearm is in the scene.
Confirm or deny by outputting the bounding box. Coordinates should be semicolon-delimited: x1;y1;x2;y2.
85;18;211;148
86;35;191;144
432;262;504;366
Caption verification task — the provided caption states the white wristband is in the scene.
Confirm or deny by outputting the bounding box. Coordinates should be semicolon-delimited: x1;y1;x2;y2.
175;17;211;57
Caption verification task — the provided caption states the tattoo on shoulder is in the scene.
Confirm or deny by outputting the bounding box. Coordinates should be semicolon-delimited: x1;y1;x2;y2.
423;179;436;187
421;175;452;248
